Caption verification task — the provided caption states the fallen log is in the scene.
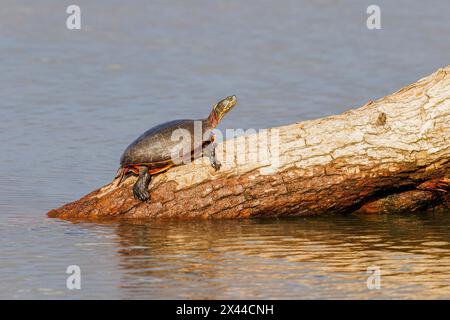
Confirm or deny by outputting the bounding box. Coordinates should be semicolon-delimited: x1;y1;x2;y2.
48;66;450;220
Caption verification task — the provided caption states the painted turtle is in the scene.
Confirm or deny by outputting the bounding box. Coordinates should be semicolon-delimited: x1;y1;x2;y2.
115;95;237;201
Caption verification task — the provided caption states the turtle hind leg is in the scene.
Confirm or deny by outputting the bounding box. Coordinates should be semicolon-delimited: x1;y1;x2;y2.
203;142;221;171
132;166;152;201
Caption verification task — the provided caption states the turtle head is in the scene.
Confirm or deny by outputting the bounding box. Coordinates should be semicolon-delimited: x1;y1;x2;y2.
208;95;237;127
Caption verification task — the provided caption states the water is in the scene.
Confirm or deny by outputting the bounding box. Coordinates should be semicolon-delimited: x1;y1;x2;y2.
0;0;449;299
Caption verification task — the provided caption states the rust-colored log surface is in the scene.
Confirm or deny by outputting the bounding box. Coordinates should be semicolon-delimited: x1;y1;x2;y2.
48;67;450;219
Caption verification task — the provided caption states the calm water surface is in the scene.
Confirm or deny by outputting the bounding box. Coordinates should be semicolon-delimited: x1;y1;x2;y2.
0;0;449;299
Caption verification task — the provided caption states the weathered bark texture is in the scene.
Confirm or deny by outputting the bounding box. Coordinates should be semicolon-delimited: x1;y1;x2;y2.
48;67;450;220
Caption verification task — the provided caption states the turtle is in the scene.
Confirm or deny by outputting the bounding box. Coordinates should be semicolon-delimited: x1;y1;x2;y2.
115;95;237;201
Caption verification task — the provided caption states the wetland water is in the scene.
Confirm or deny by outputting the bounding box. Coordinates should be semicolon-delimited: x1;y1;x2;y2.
0;0;449;299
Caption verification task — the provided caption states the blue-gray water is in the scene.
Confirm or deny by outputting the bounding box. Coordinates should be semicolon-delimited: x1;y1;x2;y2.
0;0;449;299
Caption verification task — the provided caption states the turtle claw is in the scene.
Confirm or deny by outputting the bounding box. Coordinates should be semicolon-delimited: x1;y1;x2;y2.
212;160;222;171
133;185;150;202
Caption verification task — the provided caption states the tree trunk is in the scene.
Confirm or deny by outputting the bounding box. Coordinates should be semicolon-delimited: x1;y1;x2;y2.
48;66;450;220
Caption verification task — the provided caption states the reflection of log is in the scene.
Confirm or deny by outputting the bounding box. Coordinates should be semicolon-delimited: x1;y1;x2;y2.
109;215;450;299
48;67;450;220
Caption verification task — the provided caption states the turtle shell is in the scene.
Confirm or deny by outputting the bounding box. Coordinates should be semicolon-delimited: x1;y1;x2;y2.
120;119;212;167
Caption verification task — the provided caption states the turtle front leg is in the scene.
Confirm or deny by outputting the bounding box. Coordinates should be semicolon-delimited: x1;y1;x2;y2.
132;166;152;201
203;142;221;171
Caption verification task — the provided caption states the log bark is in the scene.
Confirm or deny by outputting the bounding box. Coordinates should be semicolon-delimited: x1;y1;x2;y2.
48;66;450;220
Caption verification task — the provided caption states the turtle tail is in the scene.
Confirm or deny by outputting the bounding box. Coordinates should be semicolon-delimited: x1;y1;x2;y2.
114;167;127;187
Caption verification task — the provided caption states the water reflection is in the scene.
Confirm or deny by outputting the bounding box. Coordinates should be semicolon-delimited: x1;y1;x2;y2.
107;214;450;299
